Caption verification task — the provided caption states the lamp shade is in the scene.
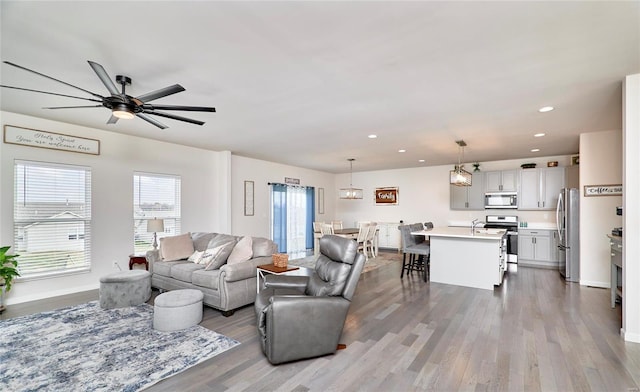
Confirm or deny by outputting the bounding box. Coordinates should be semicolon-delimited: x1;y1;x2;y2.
147;218;165;233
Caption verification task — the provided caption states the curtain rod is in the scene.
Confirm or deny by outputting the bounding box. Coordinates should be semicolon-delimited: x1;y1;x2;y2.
268;182;314;189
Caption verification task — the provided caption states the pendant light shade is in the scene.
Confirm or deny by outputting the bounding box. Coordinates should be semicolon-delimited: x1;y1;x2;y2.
450;140;472;186
339;158;363;199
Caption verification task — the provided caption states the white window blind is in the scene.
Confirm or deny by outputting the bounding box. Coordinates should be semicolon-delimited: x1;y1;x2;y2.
133;172;181;254
14;160;92;277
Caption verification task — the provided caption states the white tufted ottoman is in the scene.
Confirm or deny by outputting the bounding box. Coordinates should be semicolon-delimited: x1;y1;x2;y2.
153;289;204;331
99;270;151;309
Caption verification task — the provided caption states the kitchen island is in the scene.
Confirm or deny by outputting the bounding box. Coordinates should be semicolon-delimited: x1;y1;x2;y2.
413;227;507;290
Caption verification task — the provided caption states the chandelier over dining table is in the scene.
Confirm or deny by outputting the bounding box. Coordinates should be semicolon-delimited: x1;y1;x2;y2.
339;158;363;199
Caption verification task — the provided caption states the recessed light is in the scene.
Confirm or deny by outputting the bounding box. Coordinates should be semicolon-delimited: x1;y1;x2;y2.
534;133;546;137
531;148;540;152
398;149;406;153
368;134;377;139
418;159;425;163
538;106;554;113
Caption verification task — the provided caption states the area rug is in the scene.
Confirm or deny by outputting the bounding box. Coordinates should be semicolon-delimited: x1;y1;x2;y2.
0;301;239;392
289;250;401;273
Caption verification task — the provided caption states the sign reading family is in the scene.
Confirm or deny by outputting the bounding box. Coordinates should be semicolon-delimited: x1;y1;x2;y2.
3;125;100;155
375;187;399;205
584;184;622;197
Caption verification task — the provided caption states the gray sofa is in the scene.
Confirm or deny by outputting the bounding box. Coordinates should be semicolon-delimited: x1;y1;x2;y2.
146;232;277;316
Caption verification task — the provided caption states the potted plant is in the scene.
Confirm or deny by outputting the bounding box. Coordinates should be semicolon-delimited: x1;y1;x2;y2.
0;246;20;313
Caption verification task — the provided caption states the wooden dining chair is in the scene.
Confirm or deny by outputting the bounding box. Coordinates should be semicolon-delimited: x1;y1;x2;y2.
365;222;378;258
355;223;370;260
313;221;325;233
320;224;335;236
332;220;343;230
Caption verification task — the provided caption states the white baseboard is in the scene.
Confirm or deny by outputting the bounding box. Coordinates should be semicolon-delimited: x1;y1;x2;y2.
6;283;99;306
622;329;640;343
580;280;609;289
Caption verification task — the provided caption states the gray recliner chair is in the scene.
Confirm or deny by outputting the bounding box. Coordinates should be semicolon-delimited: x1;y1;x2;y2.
254;235;366;365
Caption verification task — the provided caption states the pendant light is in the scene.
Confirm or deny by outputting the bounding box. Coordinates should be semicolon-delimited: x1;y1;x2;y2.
449;140;472;186
339;158;363;199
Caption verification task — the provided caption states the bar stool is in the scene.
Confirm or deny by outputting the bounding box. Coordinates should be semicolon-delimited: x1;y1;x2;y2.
398;224;430;282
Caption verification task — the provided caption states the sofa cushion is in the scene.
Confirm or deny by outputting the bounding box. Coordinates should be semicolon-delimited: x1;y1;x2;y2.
208;234;239;249
305;256;351;296
191;269;222;290
170;262;206;283
153;260;190;278
160;233;195;261
252;237;275;257
204;242;236;270
191;232;217;252
228;236;253;265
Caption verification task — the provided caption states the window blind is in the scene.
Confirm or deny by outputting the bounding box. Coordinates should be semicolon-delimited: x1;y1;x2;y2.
133;172;181;254
14;160;92;277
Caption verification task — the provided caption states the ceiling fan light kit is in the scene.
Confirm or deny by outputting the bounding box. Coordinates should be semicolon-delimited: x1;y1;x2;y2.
0;60;215;129
450;140;472;187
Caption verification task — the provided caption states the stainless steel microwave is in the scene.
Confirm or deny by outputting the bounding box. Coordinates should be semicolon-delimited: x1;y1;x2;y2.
485;192;517;209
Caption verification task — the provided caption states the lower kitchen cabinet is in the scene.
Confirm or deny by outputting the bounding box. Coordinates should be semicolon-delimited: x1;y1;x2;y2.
518;228;560;268
376;222;401;250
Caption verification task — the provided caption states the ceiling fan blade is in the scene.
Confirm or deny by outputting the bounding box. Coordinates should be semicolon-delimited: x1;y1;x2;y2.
0;85;103;103
87;61;119;96
143;110;205;126
107;115;119;124
135;84;185;103
142;104;216;112
3;61;104;99
136;112;168;129
43;105;103;109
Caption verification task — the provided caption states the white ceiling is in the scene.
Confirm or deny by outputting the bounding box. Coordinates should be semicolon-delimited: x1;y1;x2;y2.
1;1;638;173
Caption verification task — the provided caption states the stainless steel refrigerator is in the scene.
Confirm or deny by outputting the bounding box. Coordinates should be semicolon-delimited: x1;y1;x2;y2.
556;188;580;282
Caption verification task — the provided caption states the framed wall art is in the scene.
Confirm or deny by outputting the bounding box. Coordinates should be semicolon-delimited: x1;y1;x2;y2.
375;187;399;205
584;184;622;197
318;188;325;214
4;125;100;155
244;181;254;216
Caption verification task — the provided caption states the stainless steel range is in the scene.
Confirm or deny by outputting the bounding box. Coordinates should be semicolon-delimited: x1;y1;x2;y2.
484;215;518;263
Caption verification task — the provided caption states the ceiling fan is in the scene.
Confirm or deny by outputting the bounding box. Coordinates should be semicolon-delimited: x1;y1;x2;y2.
0;60;216;129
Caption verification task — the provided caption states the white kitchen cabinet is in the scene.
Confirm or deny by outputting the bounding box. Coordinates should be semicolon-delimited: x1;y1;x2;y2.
376;222;401;250
518;228;560;268
450;172;484;210
518;167;565;210
485;170;518;192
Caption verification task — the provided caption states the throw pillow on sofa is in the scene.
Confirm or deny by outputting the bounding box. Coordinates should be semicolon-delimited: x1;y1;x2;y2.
203;241;236;270
160;233;195;261
227;236;253;264
188;250;204;263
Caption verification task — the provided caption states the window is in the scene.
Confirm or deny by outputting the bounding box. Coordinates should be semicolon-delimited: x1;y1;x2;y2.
133;172;181;254
14;160;92;278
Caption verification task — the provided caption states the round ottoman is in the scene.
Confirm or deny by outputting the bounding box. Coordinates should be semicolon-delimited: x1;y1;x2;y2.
99;270;151;309
153;289;204;331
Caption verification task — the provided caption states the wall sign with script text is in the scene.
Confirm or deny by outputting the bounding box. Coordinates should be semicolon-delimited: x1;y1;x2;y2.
375;187;399;205
584;184;622;197
4;125;100;155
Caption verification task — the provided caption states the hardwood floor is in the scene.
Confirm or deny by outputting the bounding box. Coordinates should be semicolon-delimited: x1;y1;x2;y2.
3;259;640;391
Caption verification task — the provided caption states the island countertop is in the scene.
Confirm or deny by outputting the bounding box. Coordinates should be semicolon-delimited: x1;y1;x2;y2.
412;226;506;240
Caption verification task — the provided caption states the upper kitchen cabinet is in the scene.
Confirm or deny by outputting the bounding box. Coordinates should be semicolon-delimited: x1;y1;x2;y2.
451;172;485;210
485;170;518;192
519;167;565;210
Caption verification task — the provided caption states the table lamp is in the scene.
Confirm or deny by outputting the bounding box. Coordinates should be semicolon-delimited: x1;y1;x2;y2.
147;218;165;250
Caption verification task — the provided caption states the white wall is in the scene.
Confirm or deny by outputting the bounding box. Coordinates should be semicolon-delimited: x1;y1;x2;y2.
0;111;228;305
623;74;640;342
579;130;623;288
334;155;573;228
230;155;335;239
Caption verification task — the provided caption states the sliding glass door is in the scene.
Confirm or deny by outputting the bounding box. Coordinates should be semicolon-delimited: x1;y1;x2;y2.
271;184;315;255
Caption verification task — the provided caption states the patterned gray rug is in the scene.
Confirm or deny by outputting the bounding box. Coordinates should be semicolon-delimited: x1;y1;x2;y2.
0;301;239;392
